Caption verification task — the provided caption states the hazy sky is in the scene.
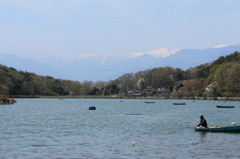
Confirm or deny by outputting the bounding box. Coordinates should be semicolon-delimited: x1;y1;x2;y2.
1;0;240;59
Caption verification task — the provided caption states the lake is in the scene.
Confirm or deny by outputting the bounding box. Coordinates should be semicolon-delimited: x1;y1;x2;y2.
0;98;240;158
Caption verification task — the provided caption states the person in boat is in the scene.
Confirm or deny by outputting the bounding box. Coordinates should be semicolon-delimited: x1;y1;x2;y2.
195;115;208;128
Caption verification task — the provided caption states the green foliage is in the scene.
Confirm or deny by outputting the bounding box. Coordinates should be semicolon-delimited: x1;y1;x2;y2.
103;80;120;96
41;89;57;96
52;86;69;95
0;64;80;96
88;87;100;95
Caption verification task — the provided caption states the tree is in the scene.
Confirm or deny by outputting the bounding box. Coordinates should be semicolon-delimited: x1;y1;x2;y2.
103;80;119;95
152;67;174;89
213;63;233;94
41;89;57;95
0;85;9;96
88;87;100;95
183;68;193;80
81;80;94;95
226;63;240;95
183;81;204;98
94;81;107;95
137;78;145;91
117;73;137;93
72;81;82;95
175;68;184;81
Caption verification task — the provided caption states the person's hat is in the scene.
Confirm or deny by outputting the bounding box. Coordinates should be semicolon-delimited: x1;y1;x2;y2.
200;115;204;118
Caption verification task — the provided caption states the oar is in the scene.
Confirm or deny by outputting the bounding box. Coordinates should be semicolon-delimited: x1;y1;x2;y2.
168;127;194;129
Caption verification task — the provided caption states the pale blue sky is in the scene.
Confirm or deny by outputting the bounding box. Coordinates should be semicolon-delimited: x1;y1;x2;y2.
0;0;240;59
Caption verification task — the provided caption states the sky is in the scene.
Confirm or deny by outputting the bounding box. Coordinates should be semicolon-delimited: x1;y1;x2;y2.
0;0;240;59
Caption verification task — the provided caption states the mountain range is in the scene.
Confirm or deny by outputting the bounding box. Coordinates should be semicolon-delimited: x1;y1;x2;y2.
0;44;240;82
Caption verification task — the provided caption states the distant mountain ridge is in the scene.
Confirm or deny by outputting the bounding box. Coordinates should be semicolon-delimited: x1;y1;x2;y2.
39;48;180;67
0;44;240;82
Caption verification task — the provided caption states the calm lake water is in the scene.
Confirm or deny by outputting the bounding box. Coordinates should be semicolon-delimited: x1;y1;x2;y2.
1;98;240;158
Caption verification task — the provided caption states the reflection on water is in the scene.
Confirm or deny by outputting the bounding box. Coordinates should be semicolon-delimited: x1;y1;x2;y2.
0;98;240;158
199;132;207;143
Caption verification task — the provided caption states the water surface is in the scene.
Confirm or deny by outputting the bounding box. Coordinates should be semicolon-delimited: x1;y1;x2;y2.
1;99;240;158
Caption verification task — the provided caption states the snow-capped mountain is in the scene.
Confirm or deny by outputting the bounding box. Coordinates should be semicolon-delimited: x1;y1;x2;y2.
38;48;180;67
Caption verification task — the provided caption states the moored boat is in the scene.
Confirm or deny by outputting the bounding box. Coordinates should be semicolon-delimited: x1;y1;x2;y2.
173;103;186;105
145;102;155;103
195;125;240;132
216;105;235;108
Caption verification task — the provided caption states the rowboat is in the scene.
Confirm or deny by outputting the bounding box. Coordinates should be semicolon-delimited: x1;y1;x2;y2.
216;105;235;108
195;125;240;132
145;102;155;103
173;103;186;105
126;114;143;115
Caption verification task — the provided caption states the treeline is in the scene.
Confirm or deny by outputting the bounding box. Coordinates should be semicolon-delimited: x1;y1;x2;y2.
0;51;240;97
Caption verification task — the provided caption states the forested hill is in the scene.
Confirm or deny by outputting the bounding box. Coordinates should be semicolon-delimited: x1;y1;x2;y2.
0;51;240;98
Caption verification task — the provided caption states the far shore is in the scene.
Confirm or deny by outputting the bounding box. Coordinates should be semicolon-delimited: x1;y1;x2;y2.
8;95;240;101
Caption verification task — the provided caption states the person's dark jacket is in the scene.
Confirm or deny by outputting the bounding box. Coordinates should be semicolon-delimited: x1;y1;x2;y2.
198;118;208;128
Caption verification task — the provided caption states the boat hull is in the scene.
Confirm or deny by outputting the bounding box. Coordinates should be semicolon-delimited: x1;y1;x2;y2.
173;103;186;105
216;105;235;108
195;125;240;132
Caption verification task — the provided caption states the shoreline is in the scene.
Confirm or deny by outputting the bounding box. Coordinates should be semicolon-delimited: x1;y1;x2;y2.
8;95;240;101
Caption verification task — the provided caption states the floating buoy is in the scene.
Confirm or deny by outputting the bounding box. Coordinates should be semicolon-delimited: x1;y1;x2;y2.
132;141;135;146
189;142;196;145
89;106;96;110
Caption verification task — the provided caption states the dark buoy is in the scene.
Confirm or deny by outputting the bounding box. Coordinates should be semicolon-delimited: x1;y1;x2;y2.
89;106;96;110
